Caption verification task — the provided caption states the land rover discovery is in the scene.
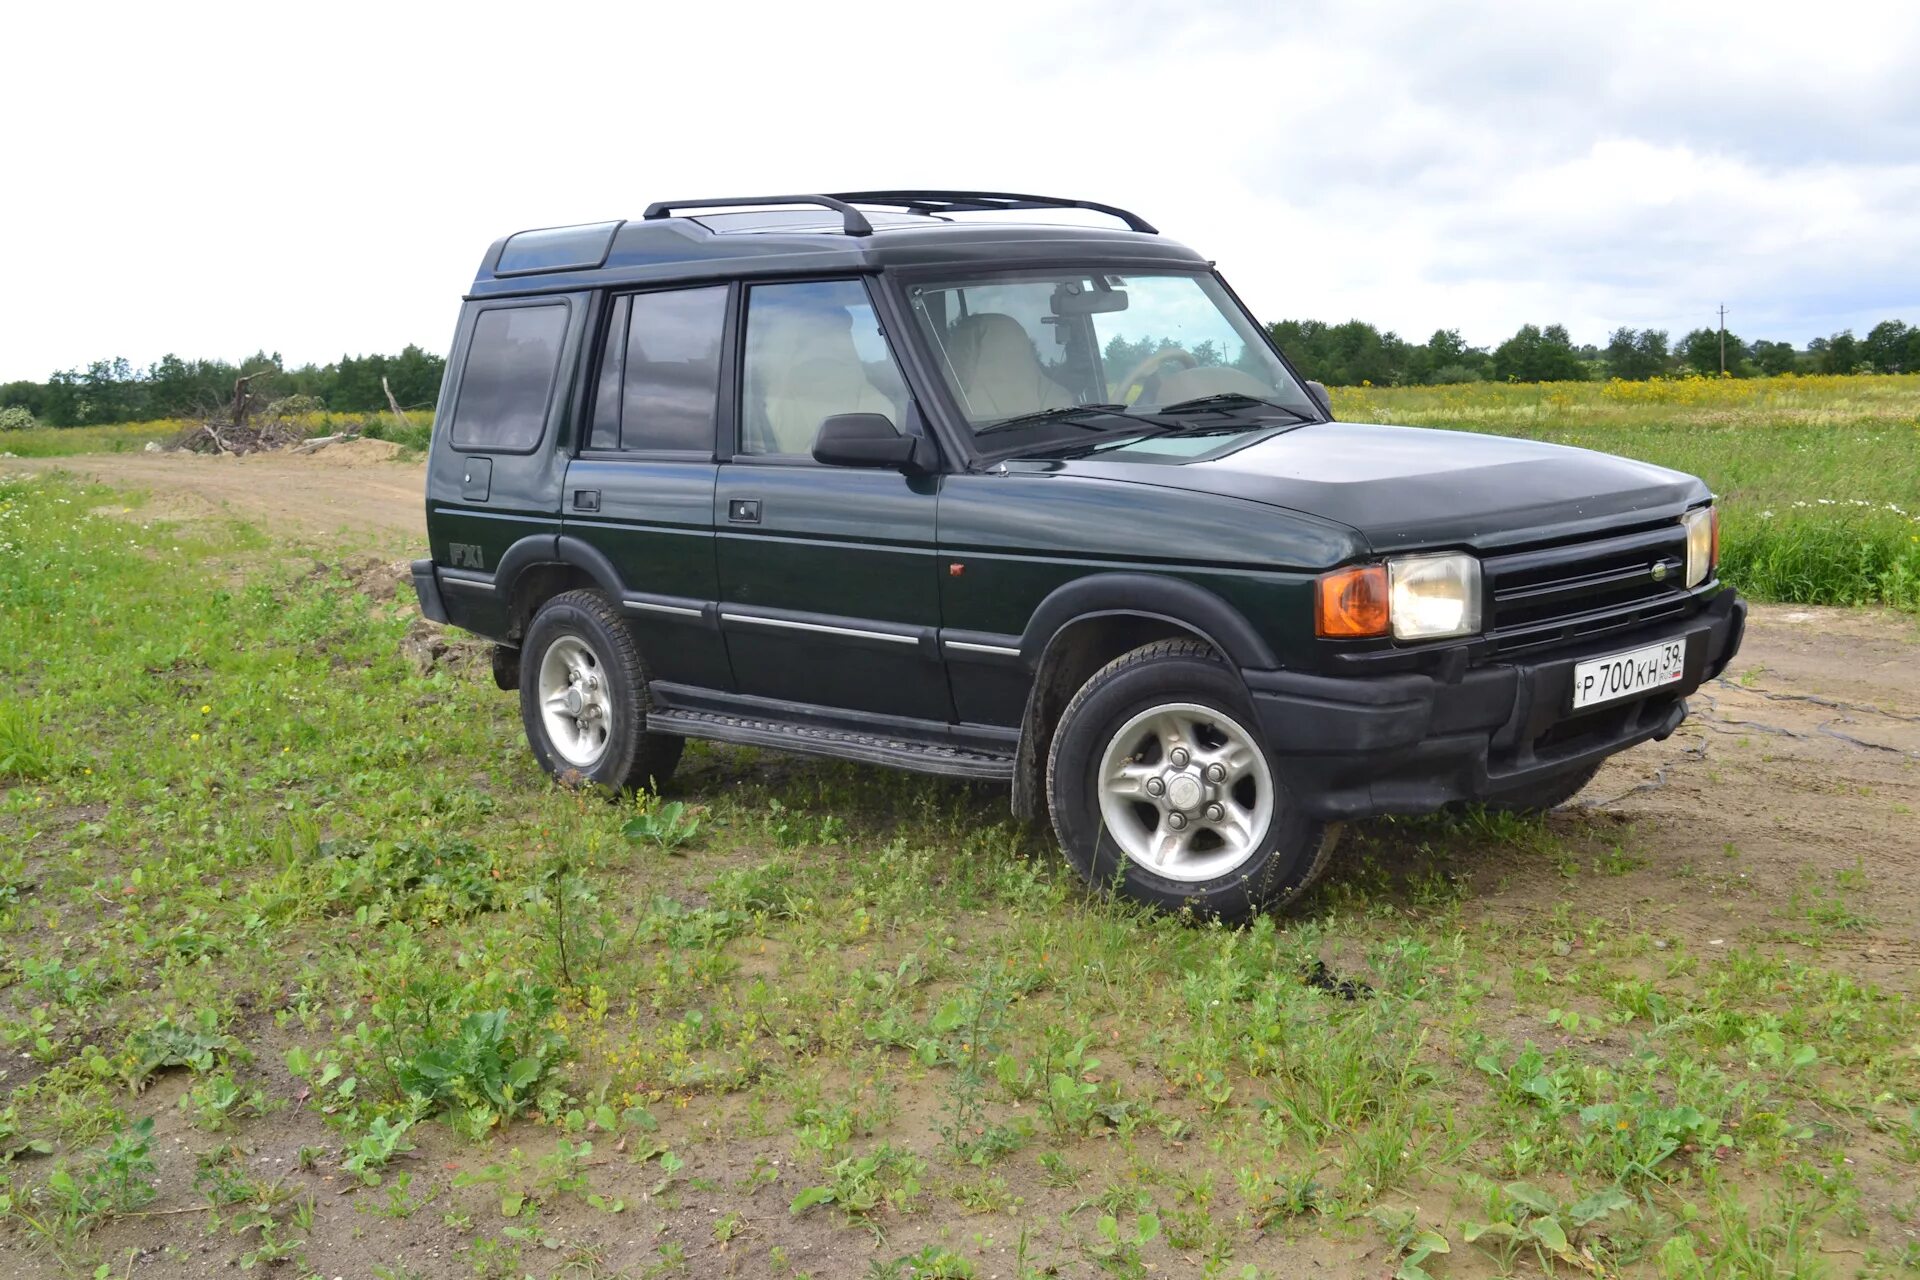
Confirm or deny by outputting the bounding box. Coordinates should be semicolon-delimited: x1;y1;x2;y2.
411;190;1746;920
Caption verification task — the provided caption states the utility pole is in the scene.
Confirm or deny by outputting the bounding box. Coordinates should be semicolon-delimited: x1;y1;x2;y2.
1717;304;1728;375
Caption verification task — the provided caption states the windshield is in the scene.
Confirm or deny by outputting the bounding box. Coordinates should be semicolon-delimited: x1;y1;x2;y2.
902;270;1317;445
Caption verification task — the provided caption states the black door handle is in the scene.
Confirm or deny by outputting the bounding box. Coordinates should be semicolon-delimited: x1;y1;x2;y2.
728;498;761;524
572;490;600;512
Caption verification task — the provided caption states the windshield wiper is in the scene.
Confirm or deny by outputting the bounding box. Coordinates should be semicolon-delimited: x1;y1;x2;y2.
973;404;1135;436
1156;392;1318;422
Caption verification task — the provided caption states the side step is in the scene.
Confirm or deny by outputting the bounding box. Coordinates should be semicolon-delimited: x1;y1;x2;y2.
647;708;1016;781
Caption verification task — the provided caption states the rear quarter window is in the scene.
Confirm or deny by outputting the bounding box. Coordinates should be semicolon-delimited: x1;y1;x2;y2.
450;304;569;452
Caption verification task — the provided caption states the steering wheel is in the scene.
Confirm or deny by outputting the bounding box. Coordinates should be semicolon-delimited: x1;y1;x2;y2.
1115;347;1199;404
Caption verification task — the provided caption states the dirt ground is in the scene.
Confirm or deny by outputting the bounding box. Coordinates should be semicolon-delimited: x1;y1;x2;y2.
19;452;1919;953
17;441;429;542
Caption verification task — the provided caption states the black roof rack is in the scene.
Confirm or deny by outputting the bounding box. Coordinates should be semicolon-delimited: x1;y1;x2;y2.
641;191;1159;238
828;190;1158;235
643;195;876;237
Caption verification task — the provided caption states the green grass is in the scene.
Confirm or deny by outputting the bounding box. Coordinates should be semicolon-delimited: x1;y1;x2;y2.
1;468;1916;1274
0;423;161;457
1335;373;1920;610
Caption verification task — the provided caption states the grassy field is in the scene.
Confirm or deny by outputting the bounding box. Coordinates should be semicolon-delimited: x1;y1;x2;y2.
0;410;434;459
1332;374;1920;610
1;465;1917;1271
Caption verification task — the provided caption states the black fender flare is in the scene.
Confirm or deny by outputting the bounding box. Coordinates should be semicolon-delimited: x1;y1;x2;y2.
489;534;558;618
1018;572;1278;671
491;534;630;627
554;535;629;601
1008;573;1277;822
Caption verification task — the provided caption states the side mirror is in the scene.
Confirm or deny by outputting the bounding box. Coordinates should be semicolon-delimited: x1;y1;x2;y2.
812;413;934;472
1305;380;1333;419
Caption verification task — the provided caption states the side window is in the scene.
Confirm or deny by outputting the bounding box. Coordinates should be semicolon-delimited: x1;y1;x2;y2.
588;296;629;450
587;286;727;453
740;280;909;457
450;304;568;452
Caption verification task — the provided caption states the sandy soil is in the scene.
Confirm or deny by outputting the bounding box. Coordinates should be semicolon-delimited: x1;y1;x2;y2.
16;441;429;543
20;446;1920;947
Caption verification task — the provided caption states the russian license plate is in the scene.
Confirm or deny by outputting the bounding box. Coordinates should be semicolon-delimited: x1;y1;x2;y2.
1571;638;1687;710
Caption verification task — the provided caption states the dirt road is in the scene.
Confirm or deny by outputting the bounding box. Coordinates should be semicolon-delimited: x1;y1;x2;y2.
17;441;430;542
19;446;1920;957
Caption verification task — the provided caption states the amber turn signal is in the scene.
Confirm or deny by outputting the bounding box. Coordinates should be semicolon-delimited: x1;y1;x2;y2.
1316;564;1391;638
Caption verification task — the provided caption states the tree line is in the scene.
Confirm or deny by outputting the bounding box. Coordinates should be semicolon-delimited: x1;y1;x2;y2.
1265;317;1920;387
6;316;1920;428
0;347;445;428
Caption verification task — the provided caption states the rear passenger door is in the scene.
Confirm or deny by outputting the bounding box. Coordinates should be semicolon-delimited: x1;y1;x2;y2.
713;279;952;722
561;285;731;690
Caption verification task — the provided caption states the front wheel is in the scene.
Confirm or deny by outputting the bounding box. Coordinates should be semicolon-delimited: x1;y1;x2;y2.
1045;640;1330;921
519;590;682;792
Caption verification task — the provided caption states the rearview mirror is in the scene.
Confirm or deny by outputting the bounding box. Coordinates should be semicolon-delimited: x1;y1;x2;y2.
812;414;934;472
1305;380;1333;419
1051;288;1128;316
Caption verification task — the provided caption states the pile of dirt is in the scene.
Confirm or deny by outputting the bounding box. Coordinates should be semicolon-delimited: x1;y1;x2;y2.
403;613;490;677
309;437;404;466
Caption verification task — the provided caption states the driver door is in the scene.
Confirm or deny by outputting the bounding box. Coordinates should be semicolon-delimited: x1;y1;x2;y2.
713;279;953;722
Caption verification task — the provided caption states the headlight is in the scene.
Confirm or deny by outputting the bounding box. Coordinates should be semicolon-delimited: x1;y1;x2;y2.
1317;553;1483;640
1683;506;1718;588
1388;552;1482;640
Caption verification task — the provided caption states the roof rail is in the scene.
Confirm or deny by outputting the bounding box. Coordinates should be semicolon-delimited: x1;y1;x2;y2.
828;190;1158;235
643;195;874;237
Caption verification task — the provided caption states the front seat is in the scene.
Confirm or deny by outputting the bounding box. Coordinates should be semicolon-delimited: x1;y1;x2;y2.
945;313;1075;419
747;304;899;455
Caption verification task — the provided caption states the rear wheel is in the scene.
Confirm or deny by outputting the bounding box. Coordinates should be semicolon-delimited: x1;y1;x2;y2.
519;590;682;792
1481;760;1603;815
1046;640;1330;921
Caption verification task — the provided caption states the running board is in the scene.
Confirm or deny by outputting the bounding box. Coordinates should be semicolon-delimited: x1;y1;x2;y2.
646;708;1016;781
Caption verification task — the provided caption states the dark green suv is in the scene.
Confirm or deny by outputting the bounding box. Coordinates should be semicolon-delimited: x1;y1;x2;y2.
412;190;1745;919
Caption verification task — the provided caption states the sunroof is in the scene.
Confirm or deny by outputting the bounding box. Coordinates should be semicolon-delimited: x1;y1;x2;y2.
494;222;622;276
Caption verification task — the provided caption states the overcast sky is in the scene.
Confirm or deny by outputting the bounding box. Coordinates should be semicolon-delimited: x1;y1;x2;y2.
4;0;1918;381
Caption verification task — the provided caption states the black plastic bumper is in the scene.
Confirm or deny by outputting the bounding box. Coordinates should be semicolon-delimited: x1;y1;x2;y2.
1244;591;1747;820
410;558;450;624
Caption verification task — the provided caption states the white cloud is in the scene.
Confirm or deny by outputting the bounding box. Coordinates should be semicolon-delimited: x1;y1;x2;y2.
1;0;1916;380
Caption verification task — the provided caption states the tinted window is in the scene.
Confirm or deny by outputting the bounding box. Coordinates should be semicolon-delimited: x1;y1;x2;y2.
621;286;727;451
741;280;909;456
587;287;727;453
450;305;568;452
589;296;629;450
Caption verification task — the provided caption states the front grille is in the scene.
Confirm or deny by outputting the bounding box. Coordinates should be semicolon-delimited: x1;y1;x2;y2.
1483;524;1692;648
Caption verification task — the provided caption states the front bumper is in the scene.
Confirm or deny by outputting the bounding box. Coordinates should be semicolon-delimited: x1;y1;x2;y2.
1244;590;1746;820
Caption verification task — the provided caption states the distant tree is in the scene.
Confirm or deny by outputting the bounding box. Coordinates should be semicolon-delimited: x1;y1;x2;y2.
1413;328;1488;383
1818;330;1860;374
0;380;48;419
1604;327;1669;380
1492;323;1586;382
1679;327;1745;376
1749;340;1798;376
1862;319;1912;373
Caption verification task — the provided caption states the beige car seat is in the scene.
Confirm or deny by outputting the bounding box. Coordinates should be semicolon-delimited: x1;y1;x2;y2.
747;304;900;454
944;313;1075;419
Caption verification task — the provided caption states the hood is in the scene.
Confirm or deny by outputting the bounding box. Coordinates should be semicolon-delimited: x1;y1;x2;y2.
1022;420;1708;554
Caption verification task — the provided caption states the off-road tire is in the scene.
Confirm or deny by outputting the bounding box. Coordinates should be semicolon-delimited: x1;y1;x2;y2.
519;590;682;792
1045;639;1329;922
1481;759;1604;815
